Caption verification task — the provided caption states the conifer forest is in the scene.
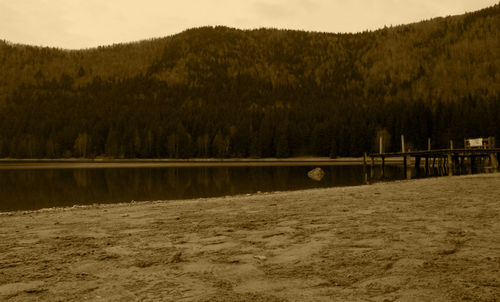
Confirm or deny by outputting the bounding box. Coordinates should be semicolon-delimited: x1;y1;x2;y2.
0;4;499;158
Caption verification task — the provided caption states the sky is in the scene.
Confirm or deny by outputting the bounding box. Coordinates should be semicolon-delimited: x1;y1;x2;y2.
0;0;497;49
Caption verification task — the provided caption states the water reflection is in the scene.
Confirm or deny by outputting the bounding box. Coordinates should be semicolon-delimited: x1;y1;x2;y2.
0;165;406;212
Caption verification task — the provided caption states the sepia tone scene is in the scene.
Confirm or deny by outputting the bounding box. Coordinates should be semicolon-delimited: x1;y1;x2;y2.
0;0;499;301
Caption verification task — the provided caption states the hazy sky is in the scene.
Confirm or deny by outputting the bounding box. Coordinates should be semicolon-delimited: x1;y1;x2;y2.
0;0;497;49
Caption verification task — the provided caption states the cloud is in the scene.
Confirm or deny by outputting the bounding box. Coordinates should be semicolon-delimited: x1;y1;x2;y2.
253;0;322;20
253;1;294;20
296;0;321;12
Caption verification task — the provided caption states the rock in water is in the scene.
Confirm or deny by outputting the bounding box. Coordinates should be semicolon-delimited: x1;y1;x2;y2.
307;167;325;181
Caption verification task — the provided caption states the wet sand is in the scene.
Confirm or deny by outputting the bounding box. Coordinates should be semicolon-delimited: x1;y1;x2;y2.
1;173;499;301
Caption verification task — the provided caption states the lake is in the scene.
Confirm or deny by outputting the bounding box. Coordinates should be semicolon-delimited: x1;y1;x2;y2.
0;162;410;212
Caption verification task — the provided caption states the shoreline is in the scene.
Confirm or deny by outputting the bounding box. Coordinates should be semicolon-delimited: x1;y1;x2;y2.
1;173;499;301
0;156;404;169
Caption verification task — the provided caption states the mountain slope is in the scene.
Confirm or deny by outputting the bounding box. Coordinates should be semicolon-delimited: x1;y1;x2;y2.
0;4;499;158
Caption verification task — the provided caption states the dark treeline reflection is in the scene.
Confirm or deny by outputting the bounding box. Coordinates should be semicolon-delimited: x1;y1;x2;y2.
0;165;403;212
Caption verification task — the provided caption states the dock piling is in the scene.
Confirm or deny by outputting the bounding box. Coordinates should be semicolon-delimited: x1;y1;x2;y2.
403;155;407;179
490;153;499;170
415;156;421;177
379;136;383;154
447;154;453;176
381;156;385;178
425;156;429;175
363;152;368;184
370;156;375;178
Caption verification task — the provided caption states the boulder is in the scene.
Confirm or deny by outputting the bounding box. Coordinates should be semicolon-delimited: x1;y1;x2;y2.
307;167;325;181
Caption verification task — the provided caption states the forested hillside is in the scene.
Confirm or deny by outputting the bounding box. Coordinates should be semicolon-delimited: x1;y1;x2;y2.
0;4;499;158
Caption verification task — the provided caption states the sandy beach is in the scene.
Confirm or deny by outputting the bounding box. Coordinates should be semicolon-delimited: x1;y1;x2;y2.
1;173;499;301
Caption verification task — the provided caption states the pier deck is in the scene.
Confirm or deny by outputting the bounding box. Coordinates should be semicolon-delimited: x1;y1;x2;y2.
364;147;500;181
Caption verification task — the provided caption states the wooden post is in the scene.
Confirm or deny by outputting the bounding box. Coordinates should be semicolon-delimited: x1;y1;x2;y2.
379;136;383;154
439;157;443;175
447;154;453;176
370;156;375;178
406;155;412;179
469;156;474;174
401;135;405;153
381;156;385;178
425;156;429;175
491;153;499;170
428;138;431;151
403;155;412;180
363;152;368;184
450;140;454;150
403;155;407;179
415;156;421;177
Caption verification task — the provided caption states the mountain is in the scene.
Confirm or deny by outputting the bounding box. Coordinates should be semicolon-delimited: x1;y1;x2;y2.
0;4;499;158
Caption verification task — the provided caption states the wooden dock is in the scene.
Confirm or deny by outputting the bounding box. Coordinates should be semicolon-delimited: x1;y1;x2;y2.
363;136;500;181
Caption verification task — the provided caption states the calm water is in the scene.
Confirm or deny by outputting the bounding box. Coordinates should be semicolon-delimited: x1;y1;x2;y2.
0;164;408;212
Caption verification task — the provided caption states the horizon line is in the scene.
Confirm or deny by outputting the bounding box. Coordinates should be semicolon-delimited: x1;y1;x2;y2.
1;3;497;51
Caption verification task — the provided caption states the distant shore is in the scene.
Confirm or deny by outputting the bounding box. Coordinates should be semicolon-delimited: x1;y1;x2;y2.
1;173;499;301
0;156;405;169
